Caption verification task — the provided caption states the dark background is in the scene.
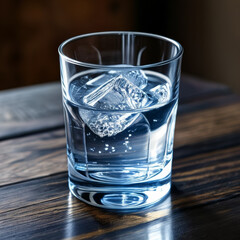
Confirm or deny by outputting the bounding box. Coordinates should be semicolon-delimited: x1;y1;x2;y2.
1;0;239;92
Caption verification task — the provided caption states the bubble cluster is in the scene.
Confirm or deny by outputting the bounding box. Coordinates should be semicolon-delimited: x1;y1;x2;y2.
98;102;129;110
89;113;127;138
122;135;133;152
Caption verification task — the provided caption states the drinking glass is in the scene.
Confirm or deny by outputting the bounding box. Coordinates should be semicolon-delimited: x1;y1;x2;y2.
58;31;183;210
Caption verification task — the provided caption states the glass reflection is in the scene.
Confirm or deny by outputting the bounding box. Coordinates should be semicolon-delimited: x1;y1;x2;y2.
64;192;75;239
64;192;173;239
146;196;173;240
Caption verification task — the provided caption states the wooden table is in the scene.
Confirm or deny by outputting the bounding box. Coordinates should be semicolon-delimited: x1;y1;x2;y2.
0;75;239;240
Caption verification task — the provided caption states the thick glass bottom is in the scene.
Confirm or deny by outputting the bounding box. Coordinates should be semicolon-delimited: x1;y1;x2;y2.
68;177;171;211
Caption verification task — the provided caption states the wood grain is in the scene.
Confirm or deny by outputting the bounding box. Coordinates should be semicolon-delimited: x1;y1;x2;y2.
0;113;239;239
78;197;240;240
0;83;63;140
0;78;239;240
175;102;240;147
0;173;68;214
0;129;66;186
0;172;239;240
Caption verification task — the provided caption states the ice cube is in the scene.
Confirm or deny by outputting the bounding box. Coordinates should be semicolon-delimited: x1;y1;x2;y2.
149;83;171;103
125;69;148;89
109;67;148;89
70;73;115;104
86;67;148;89
83;75;151;109
79;74;152;137
83;75;118;106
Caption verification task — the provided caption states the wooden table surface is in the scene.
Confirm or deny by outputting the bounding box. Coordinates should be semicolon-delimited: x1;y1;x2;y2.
0;75;239;240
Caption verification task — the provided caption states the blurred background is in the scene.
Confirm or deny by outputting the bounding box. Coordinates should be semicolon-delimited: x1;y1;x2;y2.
0;0;239;92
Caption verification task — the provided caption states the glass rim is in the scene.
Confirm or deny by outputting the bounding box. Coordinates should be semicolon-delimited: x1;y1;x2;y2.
58;31;183;69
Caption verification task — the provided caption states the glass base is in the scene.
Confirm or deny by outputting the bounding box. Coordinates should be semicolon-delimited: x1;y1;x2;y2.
69;177;171;211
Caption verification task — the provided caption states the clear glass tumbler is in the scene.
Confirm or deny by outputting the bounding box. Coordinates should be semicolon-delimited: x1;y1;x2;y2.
58;32;183;210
